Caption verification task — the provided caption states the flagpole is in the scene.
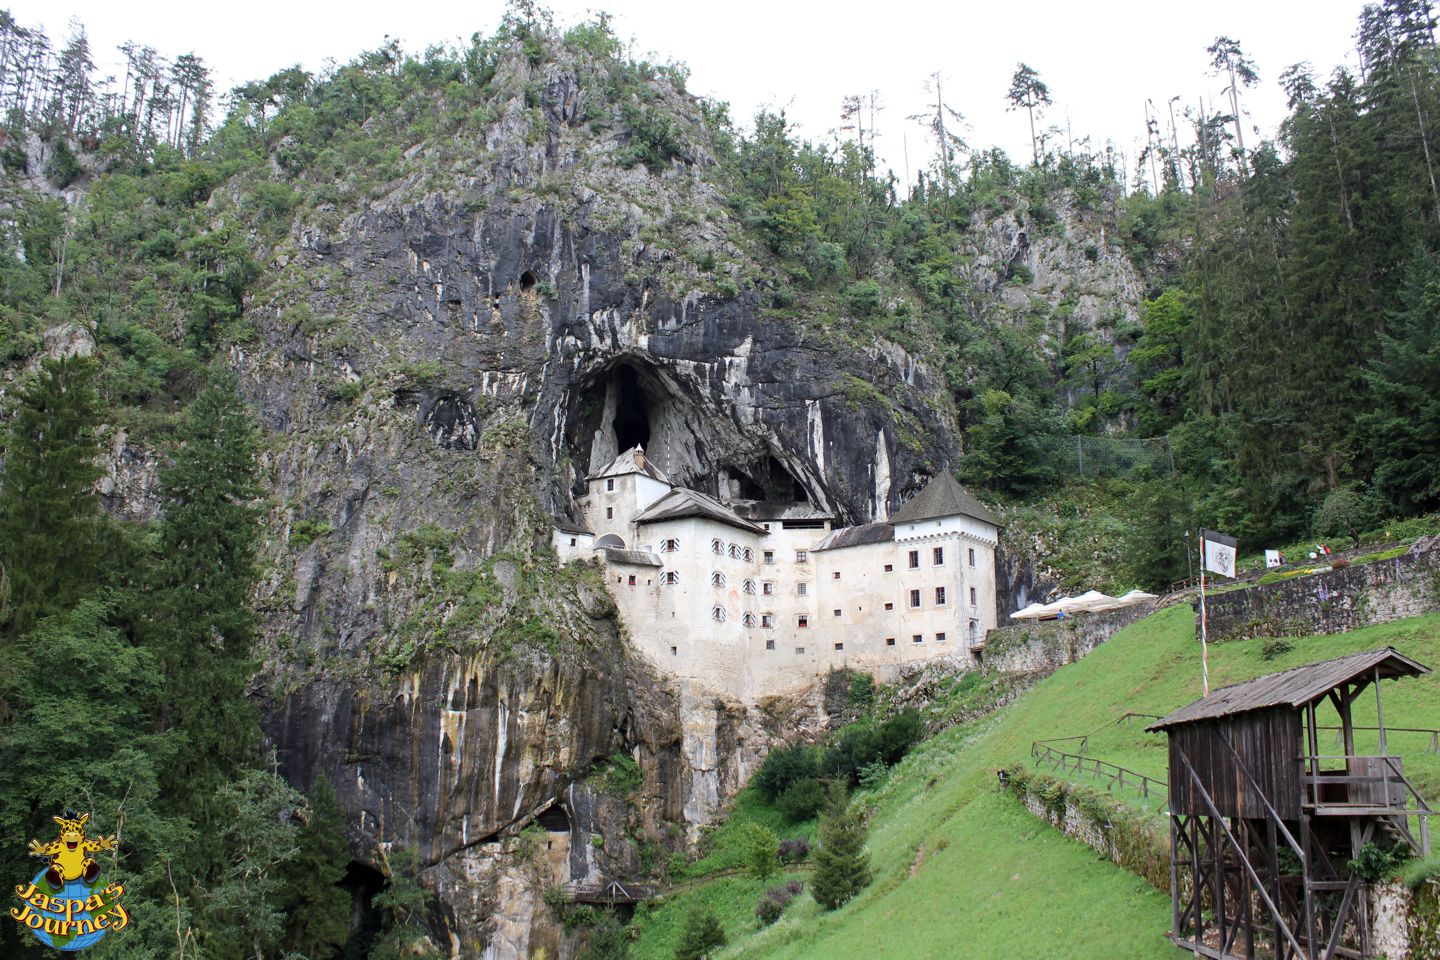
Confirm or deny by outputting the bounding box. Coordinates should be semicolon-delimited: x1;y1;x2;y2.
1199;532;1210;697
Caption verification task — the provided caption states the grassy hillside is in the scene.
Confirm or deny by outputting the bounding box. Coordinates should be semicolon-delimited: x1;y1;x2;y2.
629;603;1440;959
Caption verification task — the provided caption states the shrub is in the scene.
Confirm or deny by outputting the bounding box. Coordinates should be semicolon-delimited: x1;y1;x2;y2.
754;744;820;800
1348;842;1407;882
777;777;827;822
673;906;725;960
744;823;780;881
777;838;810;864
1261;638;1294;661
754;880;805;927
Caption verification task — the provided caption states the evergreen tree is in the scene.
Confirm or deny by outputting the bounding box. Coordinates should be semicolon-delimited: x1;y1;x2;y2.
148;374;263;825
279;774;354;957
1005;63;1052;166
0;355;105;638
673;906;726;960
370;846;440;960
810;787;871;910
582;914;631;960
744;823;780;881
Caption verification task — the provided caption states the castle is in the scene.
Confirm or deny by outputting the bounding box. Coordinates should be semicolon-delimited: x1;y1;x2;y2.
553;447;1000;701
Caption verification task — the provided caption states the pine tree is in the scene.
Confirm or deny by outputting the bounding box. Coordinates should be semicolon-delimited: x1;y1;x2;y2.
279;774;353;957
744;822;780;881
149;374;263;824
810;787;871;910
0;355;105;638
673;906;726;960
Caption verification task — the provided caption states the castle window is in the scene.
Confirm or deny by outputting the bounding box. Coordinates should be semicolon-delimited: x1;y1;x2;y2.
795;550;808;563
661;538;680;553
606;507;614;519
831;571;841;580
912;634;923;643
761;612;775;628
832;608;842;617
607;478;615;491
763;550;775;564
968;620;980;644
766;638;776;650
628;575;637;586
884;602;894;611
935;586;947;605
796;582;808;596
909;589;921;608
885;637;896;646
743;547;754;562
933;547;944;566
711;571;727;588
797;615;809;628
883;563;893;573
834;642;844;651
711;538;724;555
936;631;947;643
968;547;976;566
795;646;805;654
743;612;757;628
969;587;977;606
729;543;742;559
663;571;680;585
711;605;727;623
743;579;757;595
762;581;775;596
671;645;677;655
570;537;577;547
908;550;920;569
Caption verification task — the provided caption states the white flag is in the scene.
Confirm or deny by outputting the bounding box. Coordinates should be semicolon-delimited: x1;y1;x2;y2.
1202;529;1238;578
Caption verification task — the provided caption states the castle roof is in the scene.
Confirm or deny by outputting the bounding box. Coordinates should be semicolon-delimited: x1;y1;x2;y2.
729;501;833;522
633;487;768;534
601;547;663;567
586;446;670;484
553;516;593;536
814;522;894;551
890;472;999;527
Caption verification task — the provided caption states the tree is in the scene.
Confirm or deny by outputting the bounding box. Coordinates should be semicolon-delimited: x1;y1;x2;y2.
582;914;631;960
810;787;871;910
370;846;440;960
674;906;726;960
278;774;353;957
1206;36;1259;169
0;355;105;638
1006;63;1051;166
744;823;780;881
149;374;263;823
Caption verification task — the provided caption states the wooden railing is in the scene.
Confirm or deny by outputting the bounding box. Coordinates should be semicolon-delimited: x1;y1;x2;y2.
1030;740;1168;802
1302;754;1433;856
1317;724;1440;754
561;879;655;903
1032;711;1164;756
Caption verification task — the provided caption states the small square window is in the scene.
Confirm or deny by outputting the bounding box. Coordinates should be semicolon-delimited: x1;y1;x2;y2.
834;642;844;651
832;571;841;580
969;587;977;605
884;602;894;611
798;615;809;628
909;589;921;608
936;631;947;643
766;639;776;650
912;634;923;643
661;538;680;553
832;608;842;617
763;581;775;595
628;575;636;586
885;637;896;647
570;537;577;546
761;613;775;628
908;550;920;569
795;550;808;563
883;563;893;573
606;478;615;491
671;645;678;655
796;582;808;596
664;571;680;585
763;550;775;564
933;547;944;565
935;586;947;605
795;646;805;654
606;507;614;519
968;547;976;566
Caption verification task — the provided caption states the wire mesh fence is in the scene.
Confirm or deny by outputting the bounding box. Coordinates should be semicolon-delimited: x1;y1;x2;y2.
1041;434;1175;479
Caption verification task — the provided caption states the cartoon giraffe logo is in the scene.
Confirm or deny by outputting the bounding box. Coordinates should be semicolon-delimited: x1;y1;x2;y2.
28;811;114;888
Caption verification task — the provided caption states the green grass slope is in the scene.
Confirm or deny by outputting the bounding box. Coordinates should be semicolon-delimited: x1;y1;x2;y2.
631;604;1440;960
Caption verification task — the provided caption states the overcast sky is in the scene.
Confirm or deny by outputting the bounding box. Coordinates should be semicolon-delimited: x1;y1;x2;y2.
3;0;1373;185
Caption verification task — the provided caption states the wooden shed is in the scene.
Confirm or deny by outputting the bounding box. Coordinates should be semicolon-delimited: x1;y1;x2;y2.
1148;647;1433;960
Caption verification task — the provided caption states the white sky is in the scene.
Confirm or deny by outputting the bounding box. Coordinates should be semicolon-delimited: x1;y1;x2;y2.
5;0;1372;185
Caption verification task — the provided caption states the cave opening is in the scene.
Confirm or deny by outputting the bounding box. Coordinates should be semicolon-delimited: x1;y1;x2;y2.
340;860;387;956
519;270;537;293
611;365;651;453
763;456;809;502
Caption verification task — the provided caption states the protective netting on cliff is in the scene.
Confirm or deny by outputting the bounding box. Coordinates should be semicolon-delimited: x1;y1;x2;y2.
1044;435;1175;479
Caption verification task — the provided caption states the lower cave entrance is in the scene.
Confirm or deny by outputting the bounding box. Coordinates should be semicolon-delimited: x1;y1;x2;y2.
340;860;386;955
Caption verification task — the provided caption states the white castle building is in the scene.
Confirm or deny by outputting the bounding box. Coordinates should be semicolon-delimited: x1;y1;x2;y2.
552;447;1001;701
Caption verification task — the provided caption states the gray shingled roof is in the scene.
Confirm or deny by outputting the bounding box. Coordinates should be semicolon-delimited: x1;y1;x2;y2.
1147;647;1430;731
814;522;894;551
633;488;768;535
553;517;592;535
585;446;671;484
729;501;834;522
890;472;999;526
601;548;663;567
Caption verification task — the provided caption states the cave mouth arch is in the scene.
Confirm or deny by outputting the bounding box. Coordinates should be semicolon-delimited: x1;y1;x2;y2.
611;365;650;453
519;270;537;293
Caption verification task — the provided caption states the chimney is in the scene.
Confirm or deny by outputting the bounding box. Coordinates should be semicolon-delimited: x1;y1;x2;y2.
634;446;645;470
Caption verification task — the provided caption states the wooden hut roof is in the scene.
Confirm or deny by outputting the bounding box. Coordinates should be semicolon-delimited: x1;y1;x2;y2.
1147;647;1430;731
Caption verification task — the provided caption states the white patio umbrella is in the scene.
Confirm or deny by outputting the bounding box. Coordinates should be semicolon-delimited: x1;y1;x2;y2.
1060;590;1117;613
1010;602;1050;620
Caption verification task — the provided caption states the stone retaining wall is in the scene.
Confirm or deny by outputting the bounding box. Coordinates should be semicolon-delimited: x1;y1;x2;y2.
982;599;1161;675
1202;547;1440;643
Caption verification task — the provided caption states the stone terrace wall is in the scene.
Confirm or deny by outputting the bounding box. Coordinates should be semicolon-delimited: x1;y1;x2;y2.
1203;547;1440;643
982;600;1161;675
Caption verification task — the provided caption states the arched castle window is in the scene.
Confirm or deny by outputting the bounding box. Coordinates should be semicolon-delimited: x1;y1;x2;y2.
743;579;757;595
660;538;680;553
742;547;754;562
711;571;727;588
742;612;757;628
728;543;742;559
663;571;680;585
711;538;724;555
711;605;727;623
